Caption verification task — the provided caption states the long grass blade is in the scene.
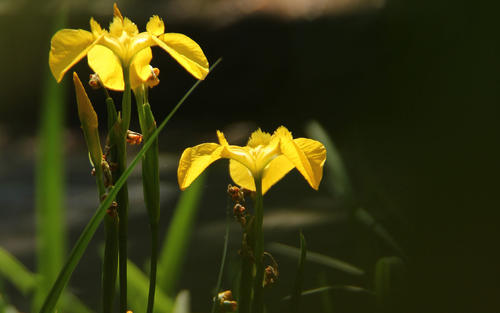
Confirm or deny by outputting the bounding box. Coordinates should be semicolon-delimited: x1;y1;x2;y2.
34;8;67;312
290;232;307;313
157;172;207;297
38;59;221;313
0;247;37;294
269;242;364;276
283;285;374;300
210;194;231;313
126;260;173;313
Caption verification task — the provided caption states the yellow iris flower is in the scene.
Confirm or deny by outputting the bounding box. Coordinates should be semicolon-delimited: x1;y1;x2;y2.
49;4;209;90
178;126;327;194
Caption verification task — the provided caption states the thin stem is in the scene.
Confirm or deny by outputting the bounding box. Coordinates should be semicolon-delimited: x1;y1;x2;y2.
117;66;132;313
210;196;231;313
251;178;265;313
146;223;158;313
102;97;119;313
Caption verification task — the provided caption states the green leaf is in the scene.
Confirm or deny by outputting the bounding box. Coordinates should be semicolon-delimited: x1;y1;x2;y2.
34;8;67;312
126;260;173;313
0;247;37;294
210;196;231;313
374;256;406;313
158;171;207;297
283;285;373;301
269;242;364;276
290;232;307;313
172;290;190;313
38;58;222;313
354;208;406;258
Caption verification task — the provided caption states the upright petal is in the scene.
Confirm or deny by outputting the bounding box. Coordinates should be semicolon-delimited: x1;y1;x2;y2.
261;155;295;194
152;33;209;80
294;138;326;188
229;160;255;191
87;45;124;90
178;143;223;190
146;15;164;36
49;29;99;82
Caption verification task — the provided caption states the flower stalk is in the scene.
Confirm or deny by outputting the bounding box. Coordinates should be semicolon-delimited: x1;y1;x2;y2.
251;177;264;313
134;85;160;313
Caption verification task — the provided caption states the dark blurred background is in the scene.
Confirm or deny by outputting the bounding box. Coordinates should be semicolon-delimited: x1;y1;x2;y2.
0;0;499;312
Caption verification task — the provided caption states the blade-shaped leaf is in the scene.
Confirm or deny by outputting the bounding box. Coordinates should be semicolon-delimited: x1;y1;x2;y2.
269;242;364;276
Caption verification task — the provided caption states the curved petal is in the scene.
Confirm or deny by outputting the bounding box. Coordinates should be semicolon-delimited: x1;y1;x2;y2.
49;29;99;82
87;45;124;91
178;143;223;190
152;33;209;80
261;155;295;194
229;159;255;191
294;138;326;189
280;136;321;190
130;48;153;89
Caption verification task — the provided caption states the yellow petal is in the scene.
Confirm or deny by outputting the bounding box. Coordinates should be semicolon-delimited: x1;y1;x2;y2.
279;133;322;190
109;16;124;37
247;128;272;148
178;143;223;190
90;18;104;37
152;33;209;80
130;48;153;89
123;17;139;35
229;159;255;191
146;15;164;36
49;29;98;82
113;3;123;20
217;130;229;146
261;155;295;194
87;45;124;91
294;138;326;189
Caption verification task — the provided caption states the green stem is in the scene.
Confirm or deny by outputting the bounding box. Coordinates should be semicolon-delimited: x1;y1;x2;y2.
251;178;265;313
135;86;161;313
118;66;131;313
147;223;158;313
103;97;119;313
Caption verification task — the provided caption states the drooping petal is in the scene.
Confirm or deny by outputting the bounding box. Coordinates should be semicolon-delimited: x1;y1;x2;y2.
87;45;124;91
229;159;255;191
279;131;321;190
146;15;164;36
178;143;223;190
261;155;295;194
49;29;99;82
294;137;326;188
217;130;256;173
130;47;153;89
152;33;209;80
